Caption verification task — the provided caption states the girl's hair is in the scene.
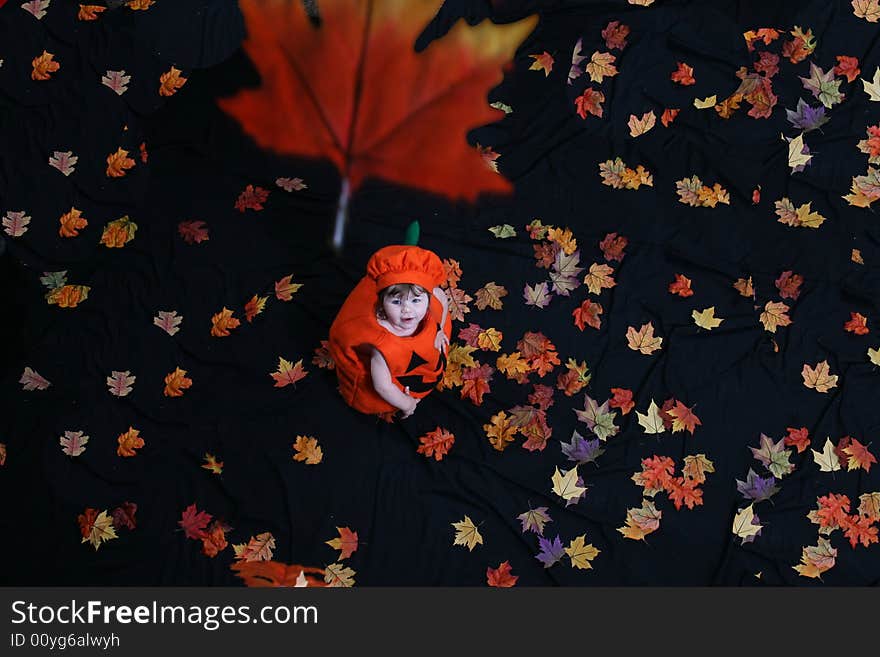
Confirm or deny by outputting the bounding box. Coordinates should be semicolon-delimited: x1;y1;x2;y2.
375;283;427;319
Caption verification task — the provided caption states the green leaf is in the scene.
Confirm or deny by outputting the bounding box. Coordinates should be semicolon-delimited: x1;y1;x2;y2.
488;224;517;239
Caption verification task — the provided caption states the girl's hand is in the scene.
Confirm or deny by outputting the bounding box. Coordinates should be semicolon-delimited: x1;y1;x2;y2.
434;329;449;354
399;386;420;419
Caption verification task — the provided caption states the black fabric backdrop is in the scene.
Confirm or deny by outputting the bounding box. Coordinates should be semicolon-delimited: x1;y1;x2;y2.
1;0;879;586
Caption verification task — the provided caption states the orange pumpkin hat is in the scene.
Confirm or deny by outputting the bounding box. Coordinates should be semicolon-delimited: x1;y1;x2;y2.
365;244;445;291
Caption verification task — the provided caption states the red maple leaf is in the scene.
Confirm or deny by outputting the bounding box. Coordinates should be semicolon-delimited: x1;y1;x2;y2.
457;323;484;347
667;477;703;510
639;456;676;492
179;503;212;539
111;502;138;531
833;55;860;83
528;383;555;410
599;232;627;262
218;1;534;247
815;493;851;530
521;412;551;452
487;561;519;587
572;299;602;330
235;185;269;212
461;363;493;405
775;270;803;300
231;561;327;587
668;274;694;297
840;514;879;548
601;21;629;51
574;87;604;118
178;220;209;244
609;387;634;415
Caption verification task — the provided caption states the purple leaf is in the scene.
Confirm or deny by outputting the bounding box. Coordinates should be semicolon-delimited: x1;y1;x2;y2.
785;98;828;133
735;468;780;502
560;430;605;465
535;534;565;568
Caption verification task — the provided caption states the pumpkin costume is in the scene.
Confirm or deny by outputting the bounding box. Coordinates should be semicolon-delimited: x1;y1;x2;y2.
329;244;452;416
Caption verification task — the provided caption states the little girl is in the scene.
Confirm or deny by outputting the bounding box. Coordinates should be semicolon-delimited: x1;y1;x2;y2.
329;242;452;419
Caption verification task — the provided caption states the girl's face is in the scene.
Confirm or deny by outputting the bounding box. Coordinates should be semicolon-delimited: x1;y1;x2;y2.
381;290;429;333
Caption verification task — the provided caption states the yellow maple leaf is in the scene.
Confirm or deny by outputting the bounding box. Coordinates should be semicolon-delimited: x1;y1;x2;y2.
853;0;880;22
786;133;813;172
496;351;530;380
565;534;600;569
628;111;656;137
793;538;836;579
546;226;577;254
324;562;356;587
692;306;724;330
476;327;503;352
452;515;483;551
801;360;838;392
795;201;826;228
484;411;517;451
760;301;792;333
693;94;718;109
626;322;663;354
99;215;137;247
617;500;661;541
551;466;587;502
586;51;618;82
858;492;880;520
201;453;224;474
732;504;762;541
159;66;187;97
474;282;507;310
869;346;880;366
584;262;616;295
636;400;665;434
292;435;323;464
811;437;841;472
82;510;118;550
682;454;715;483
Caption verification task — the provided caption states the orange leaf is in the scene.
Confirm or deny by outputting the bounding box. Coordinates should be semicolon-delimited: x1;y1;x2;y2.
45;284;89;308
483;411;517;451
31;51;60;81
201;453;224;474
844;312;869;335
667;476;704;510
670;61;695;85
210;307;241;337
159;66;187;97
163;366;193;397
218;1;534;204
78;5;107;20
292;435;323;464
244;294;268;322
59;207;88;238
325;527;359;560
784;427;810;453
834;55;861;82
529;51;554;76
660;108;679;127
442;258;463;288
609;387;634;415
474;282;507;310
231;561;326;587
575;87;605;118
416;427;455;461
271;357;308;387
106;148;135;177
487;561;519;587
201;522;228;558
116;426;144;457
99;216;137;247
843;438;877;472
668;274;694;297
274;274;303;301
572;299;602;331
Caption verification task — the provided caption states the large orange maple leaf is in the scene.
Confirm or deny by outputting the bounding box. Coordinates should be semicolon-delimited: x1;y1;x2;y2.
218;0;536;247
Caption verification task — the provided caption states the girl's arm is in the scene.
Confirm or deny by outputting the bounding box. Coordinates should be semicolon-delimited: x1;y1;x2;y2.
433;286;449;327
370;347;418;416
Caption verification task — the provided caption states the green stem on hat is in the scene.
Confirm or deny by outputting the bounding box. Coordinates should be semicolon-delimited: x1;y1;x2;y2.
403;220;420;246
